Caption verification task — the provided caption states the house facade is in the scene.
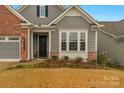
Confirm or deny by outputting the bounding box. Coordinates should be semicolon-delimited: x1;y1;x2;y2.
0;5;102;62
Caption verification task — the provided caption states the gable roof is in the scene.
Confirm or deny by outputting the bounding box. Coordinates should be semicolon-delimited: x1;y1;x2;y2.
17;5;66;12
4;5;31;24
48;5;102;26
99;19;124;38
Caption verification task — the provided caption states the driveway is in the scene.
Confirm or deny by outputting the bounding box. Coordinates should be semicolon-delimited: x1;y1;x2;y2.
0;62;17;70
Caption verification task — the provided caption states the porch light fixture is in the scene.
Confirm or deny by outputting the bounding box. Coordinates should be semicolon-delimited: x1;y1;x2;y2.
22;38;25;50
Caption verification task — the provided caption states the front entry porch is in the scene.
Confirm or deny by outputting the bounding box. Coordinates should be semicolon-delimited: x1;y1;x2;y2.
31;31;51;59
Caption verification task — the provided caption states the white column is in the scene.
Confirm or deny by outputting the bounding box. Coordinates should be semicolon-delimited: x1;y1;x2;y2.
31;31;34;59
59;31;61;59
78;32;80;51
85;31;88;62
49;31;51;59
28;28;30;60
95;30;98;59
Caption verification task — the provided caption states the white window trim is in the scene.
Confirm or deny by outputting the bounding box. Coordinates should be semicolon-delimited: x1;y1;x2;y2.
39;5;46;18
60;31;88;52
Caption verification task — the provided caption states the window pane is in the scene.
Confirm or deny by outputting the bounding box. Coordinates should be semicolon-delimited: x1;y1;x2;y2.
69;32;77;42
80;42;85;50
61;32;66;51
9;37;19;40
61;32;66;42
80;33;85;41
0;37;5;40
62;42;66;50
40;6;45;17
69;32;78;51
69;42;77;50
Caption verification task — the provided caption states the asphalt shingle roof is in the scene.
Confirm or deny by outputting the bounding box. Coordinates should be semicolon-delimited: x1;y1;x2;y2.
99;19;124;37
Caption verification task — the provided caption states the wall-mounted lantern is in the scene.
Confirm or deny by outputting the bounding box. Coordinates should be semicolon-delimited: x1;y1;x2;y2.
22;38;25;51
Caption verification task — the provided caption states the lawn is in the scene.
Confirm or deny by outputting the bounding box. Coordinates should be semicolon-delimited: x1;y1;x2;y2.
0;68;124;88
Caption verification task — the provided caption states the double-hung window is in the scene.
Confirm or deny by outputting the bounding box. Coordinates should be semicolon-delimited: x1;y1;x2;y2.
61;32;67;51
69;32;78;51
39;6;46;17
37;5;48;17
80;33;85;51
61;32;86;51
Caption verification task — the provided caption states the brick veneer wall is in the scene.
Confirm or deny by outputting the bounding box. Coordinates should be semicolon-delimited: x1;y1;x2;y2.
88;51;97;61
0;6;29;61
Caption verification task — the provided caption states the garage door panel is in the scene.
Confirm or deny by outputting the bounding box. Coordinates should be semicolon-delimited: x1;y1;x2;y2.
0;42;19;59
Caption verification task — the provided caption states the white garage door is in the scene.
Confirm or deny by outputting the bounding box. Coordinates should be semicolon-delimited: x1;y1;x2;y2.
0;36;20;61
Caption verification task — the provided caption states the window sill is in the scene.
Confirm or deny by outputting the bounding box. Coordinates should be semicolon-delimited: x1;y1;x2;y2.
39;16;46;18
61;50;86;52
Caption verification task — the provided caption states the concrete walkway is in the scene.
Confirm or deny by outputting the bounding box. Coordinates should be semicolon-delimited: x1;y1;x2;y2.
0;62;17;70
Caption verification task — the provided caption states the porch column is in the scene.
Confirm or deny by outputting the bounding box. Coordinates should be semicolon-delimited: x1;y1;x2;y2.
28;28;30;60
31;31;34;59
49;31;51;58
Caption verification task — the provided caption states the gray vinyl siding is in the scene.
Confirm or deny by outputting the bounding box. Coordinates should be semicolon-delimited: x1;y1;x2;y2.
20;5;63;25
88;31;96;51
0;42;19;59
56;16;90;30
98;31;124;66
51;30;59;52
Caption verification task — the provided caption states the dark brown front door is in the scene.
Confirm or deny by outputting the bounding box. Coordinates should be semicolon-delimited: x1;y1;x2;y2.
39;35;47;58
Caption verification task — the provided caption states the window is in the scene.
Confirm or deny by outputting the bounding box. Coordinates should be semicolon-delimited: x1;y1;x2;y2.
39;6;46;17
69;32;78;51
0;37;5;41
61;32;66;51
61;32;86;51
8;37;19;40
80;33;85;51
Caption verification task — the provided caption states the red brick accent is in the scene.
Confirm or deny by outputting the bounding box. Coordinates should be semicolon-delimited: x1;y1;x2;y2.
0;6;28;61
50;52;59;58
88;51;97;61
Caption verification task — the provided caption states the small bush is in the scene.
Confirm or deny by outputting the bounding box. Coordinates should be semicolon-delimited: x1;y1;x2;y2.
60;56;69;62
63;56;69;62
51;56;58;61
74;57;83;63
97;52;109;67
16;65;25;69
16;64;34;69
89;59;97;65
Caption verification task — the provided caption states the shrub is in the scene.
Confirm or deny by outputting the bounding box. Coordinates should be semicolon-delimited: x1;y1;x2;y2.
74;57;83;63
63;56;69;62
60;56;69;62
51;56;58;61
16;64;34;69
89;59;97;65
16;65;25;69
97;52;109;67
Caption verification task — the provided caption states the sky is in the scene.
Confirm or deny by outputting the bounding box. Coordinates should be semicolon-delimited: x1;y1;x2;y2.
11;5;124;21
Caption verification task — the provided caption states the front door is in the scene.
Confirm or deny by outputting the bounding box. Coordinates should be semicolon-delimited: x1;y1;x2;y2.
39;35;47;58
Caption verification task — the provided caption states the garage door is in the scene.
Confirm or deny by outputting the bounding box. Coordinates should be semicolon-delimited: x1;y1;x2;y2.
0;36;20;61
